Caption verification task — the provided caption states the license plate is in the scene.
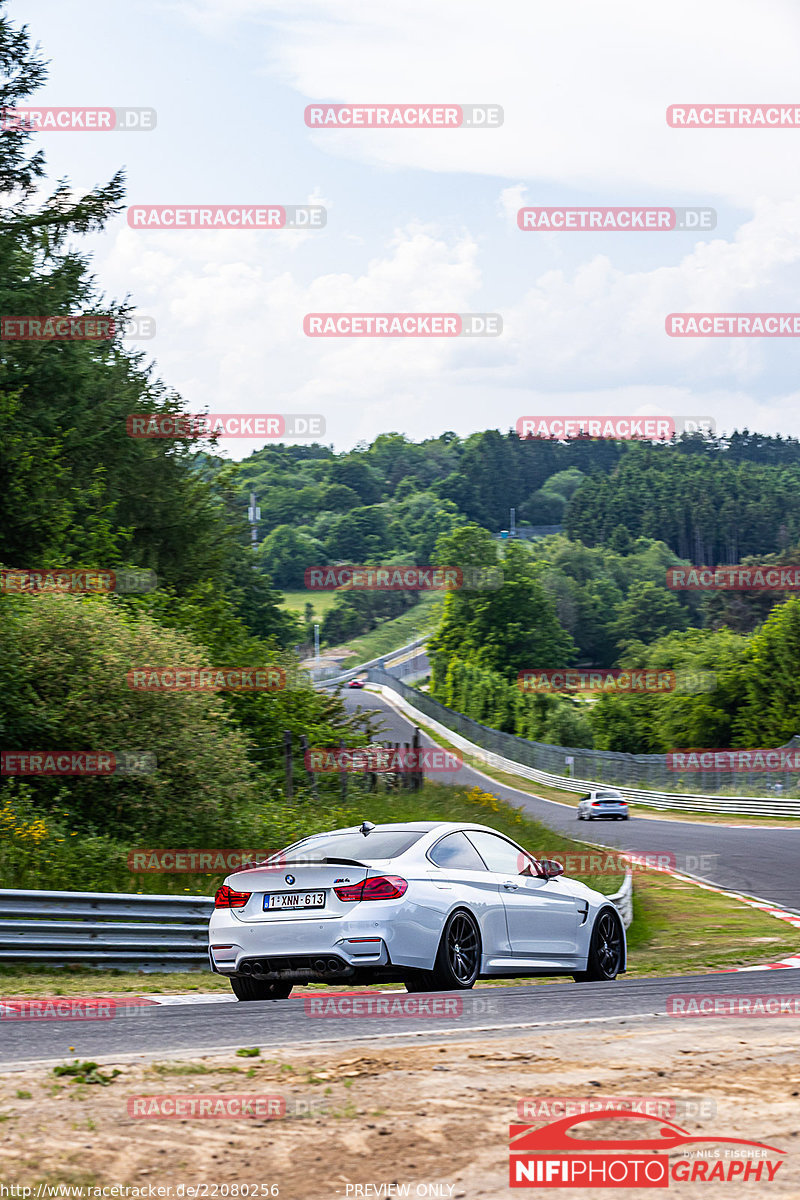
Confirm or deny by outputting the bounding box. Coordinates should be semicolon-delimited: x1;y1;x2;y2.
264;891;326;911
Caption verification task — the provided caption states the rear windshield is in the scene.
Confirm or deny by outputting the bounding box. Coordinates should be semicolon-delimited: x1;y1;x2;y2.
275;830;425;862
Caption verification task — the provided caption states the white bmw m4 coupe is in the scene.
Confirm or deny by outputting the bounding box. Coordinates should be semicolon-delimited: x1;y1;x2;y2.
208;820;626;1000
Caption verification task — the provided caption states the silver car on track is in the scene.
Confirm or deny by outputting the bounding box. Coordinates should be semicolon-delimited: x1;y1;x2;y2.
577;789;630;820
208;820;626;1000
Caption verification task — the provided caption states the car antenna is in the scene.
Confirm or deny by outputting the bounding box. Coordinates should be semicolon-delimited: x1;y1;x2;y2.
359;821;375;836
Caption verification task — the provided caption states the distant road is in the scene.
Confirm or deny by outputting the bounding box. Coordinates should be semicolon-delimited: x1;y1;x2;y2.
342;689;800;911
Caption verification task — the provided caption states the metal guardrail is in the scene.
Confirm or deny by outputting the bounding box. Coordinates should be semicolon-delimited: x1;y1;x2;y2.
314;636;428;689
0;888;214;972
608;872;633;929
368;672;800;817
0;872;633;971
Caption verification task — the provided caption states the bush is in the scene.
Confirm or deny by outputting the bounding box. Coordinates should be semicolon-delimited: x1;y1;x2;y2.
0;594;257;842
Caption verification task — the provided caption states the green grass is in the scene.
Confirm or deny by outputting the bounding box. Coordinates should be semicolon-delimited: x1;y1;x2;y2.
337;592;443;666
278;590;340;618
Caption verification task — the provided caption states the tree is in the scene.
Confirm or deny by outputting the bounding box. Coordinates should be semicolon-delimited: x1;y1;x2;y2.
610;580;689;651
258;526;325;589
324;506;390;560
0;2;233;587
735;598;800;746
0;593;257;841
330;457;383;504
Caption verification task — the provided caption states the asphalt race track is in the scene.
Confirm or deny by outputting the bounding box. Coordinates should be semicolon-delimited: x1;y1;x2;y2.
342;688;800;912
3;970;799;1068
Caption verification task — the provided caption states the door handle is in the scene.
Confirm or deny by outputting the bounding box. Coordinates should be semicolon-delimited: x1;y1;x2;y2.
503;881;519;890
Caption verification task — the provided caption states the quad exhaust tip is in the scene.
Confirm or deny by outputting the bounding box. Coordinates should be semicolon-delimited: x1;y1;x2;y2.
241;956;347;977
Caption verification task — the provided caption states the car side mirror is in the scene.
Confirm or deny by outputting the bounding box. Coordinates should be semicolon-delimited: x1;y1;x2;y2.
538;859;564;880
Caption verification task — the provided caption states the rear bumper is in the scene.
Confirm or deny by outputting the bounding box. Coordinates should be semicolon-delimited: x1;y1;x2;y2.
210;937;389;974
233;942;391;981
209;901;441;974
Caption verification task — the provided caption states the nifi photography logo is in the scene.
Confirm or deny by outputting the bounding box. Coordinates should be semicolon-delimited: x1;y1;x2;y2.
508;1110;785;1187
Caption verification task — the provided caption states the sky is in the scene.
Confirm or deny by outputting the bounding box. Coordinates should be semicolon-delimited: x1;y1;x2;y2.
12;0;800;456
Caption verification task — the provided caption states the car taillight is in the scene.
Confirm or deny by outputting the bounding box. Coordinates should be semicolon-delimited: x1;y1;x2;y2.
334;875;408;901
214;885;251;909
591;801;601;807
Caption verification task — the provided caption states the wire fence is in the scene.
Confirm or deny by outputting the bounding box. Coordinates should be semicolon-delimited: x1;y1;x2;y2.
365;669;800;800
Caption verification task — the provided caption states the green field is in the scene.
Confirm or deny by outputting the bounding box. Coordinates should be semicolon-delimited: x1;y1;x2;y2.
278;590;340;618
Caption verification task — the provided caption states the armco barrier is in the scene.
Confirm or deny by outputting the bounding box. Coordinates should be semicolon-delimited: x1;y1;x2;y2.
610;871;633;929
0;888;213;971
0;874;632;968
315;636;427;689
366;670;800;817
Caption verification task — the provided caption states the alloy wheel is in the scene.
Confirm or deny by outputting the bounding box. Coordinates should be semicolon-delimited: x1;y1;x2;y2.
446;913;479;984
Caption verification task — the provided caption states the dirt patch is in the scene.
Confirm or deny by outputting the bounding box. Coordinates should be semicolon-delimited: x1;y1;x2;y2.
0;1018;797;1198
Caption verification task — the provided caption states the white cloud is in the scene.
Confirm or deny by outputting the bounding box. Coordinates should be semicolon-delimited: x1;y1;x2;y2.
174;0;800;204
100;196;800;451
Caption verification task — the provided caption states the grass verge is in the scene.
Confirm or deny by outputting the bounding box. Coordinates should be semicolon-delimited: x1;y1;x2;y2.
335;593;442;667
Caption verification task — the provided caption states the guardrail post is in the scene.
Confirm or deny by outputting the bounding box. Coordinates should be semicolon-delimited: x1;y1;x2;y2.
412;728;422;791
299;734;318;801
283;730;293;800
339;739;347;802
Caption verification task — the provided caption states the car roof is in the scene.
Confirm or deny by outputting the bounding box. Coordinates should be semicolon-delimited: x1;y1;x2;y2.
295;820;514;838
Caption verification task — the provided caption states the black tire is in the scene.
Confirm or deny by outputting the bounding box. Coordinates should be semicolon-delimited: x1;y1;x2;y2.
573;908;624;982
230;976;293;1001
577;811;583;820
623;815;630;821
404;909;481;992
